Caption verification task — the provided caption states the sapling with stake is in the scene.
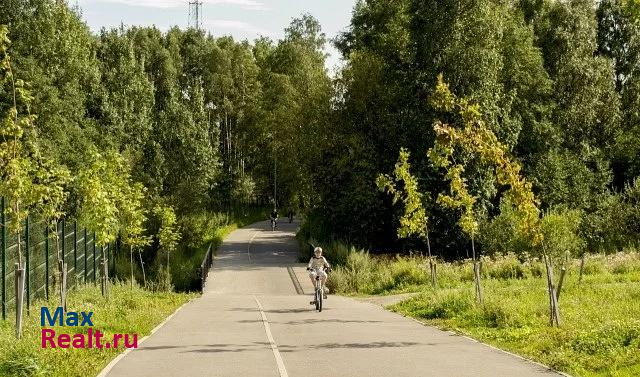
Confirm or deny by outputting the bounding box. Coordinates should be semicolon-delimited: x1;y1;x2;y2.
428;75;560;324
377;148;437;287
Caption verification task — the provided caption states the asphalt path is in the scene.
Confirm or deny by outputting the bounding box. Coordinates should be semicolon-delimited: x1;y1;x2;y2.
104;218;563;377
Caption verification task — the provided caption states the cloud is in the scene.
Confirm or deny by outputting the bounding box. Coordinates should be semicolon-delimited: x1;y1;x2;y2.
206;19;271;36
81;0;268;11
208;0;267;11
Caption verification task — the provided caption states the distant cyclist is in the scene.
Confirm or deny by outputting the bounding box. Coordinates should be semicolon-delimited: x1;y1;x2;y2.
306;247;330;298
270;208;278;230
287;206;294;223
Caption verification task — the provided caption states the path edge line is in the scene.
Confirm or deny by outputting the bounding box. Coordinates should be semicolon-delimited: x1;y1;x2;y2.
287;266;304;295
95;299;193;377
359;298;573;377
254;295;289;377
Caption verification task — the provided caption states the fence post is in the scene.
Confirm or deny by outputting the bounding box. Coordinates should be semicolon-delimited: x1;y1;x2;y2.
93;232;96;283
61;218;65;272
98;244;102;281
112;240;117;278
1;197;5;320
84;228;88;283
73;221;77;281
106;244;110;279
25;215;30;310
45;226;49;300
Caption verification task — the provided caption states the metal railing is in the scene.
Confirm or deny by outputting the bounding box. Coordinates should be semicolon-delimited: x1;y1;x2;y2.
0;197;116;320
199;243;213;293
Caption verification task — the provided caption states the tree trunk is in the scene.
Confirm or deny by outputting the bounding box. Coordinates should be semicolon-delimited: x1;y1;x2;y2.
58;260;67;310
426;231;436;288
55;221;68;310
101;259;109;299
471;237;483;303
138;249;146;287
556;265;567;301
15;262;25;339
130;245;134;288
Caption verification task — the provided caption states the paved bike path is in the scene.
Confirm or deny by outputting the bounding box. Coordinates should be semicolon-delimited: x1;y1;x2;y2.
104;220;563;377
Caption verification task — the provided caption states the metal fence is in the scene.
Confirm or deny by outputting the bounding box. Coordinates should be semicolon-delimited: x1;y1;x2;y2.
200;243;213;293
1;197;117;320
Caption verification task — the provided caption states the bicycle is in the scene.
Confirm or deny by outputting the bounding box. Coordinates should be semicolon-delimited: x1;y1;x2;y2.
308;267;330;312
270;217;277;231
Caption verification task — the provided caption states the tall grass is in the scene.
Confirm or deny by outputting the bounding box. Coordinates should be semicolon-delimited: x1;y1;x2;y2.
322;244;640;376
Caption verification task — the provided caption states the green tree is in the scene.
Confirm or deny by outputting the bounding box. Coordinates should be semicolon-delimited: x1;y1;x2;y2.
377;148;439;286
429;75;562;325
0;25;70;336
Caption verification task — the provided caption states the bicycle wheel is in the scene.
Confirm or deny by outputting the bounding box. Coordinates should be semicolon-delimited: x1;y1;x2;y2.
318;289;323;312
314;289;320;311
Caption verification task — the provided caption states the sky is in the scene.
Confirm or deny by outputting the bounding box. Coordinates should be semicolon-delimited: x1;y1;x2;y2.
75;0;358;73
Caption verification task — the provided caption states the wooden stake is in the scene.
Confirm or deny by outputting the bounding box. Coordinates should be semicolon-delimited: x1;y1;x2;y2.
15;263;25;339
556;265;567;301
471;237;482;304
61;262;67;311
543;253;561;326
427;231;436;288
138;249;146;287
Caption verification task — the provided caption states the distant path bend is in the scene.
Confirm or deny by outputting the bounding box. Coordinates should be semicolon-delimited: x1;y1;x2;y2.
104;219;563;377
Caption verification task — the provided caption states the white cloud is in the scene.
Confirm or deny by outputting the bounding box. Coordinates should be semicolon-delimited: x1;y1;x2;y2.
206;19;271;36
80;0;268;11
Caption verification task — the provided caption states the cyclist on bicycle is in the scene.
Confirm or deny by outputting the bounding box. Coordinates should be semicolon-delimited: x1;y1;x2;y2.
307;247;330;299
287;206;294;223
270;208;278;229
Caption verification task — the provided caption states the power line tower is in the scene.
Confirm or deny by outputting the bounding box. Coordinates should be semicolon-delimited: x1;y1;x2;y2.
188;0;203;30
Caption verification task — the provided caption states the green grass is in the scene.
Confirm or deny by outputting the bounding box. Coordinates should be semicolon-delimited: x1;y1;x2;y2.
328;250;640;376
0;282;196;377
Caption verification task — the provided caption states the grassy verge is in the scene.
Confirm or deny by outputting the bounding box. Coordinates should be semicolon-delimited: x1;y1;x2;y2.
327;249;640;376
0;282;196;377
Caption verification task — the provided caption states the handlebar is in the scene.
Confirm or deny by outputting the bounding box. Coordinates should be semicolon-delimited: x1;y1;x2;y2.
307;267;331;272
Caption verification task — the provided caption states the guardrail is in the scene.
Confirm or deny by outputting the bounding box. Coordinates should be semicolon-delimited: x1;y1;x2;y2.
200;243;213;293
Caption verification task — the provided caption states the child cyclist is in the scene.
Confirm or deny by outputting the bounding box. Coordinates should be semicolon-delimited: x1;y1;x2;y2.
306;247;330;299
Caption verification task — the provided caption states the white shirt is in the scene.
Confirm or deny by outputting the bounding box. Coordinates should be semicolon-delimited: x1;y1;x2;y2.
308;256;329;270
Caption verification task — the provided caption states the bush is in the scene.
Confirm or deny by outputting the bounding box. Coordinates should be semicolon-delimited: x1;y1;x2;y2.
326;249;376;294
371;257;429;293
148;264;173;292
523;258;545;278
324;242;352;266
479;300;524;328
484;254;526;280
580;255;606;275
582;182;640;252
608;252;640;275
541;207;585;260
479;198;531;255
179;212;228;249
